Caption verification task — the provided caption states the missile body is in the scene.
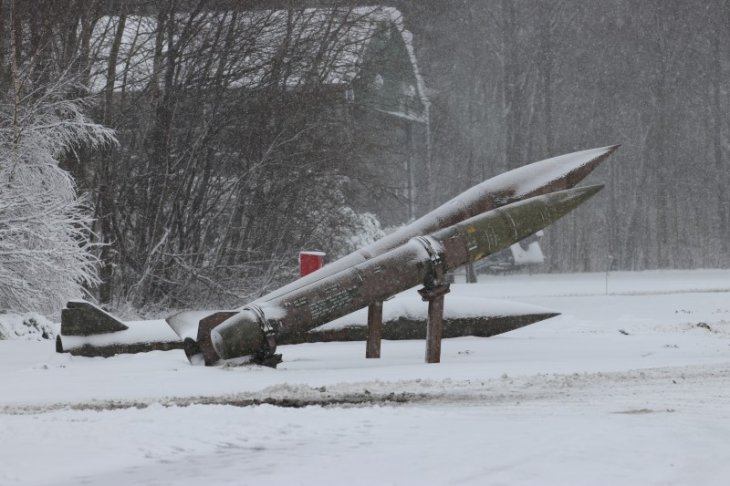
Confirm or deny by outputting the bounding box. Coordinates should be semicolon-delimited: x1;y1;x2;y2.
211;184;603;362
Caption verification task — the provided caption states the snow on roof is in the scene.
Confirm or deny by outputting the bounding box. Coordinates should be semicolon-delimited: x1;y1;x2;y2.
89;6;426;104
391;14;431;117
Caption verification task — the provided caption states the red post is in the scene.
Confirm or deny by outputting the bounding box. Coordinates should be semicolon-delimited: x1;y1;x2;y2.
299;251;326;277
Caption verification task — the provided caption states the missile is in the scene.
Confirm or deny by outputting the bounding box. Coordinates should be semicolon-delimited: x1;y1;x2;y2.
168;146;618;351
210;184;603;362
58;148;616;361
253;146;616;303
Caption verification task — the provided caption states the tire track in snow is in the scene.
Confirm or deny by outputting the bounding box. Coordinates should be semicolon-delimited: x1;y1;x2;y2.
3;361;729;415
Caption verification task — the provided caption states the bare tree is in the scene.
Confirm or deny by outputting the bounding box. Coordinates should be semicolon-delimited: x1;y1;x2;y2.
0;1;116;312
82;4;395;309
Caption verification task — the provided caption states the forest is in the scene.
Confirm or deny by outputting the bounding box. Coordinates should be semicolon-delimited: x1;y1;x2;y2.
1;0;729;314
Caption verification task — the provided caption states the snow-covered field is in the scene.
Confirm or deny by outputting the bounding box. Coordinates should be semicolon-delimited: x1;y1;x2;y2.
2;269;730;485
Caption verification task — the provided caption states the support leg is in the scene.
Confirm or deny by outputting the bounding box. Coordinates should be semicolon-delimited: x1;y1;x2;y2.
419;284;450;363
366;301;383;358
466;262;478;283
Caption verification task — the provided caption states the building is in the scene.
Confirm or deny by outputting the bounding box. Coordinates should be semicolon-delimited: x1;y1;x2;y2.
90;6;431;225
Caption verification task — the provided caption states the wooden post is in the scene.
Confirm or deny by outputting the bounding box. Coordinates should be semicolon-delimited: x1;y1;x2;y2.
419;284;450;363
466;262;478;283
366;301;383;358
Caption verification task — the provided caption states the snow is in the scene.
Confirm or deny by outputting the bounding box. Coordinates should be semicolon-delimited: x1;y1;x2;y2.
484;145;614;199
299;250;326;257
90;7;416;94
511;239;545;265
392;10;431;120
166;310;223;340
0;312;56;341
2;269;730;485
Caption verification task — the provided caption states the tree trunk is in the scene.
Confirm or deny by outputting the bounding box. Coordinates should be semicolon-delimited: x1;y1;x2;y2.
97;2;127;304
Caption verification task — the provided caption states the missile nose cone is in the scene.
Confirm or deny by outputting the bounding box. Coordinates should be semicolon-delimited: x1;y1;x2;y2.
562;183;604;204
587;144;620;166
546;184;604;220
558;146;617;189
495;184;604;249
595;144;620;155
502;145;617;200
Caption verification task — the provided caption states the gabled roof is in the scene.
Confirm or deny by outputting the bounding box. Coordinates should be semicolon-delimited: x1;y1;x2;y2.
89;6;429;116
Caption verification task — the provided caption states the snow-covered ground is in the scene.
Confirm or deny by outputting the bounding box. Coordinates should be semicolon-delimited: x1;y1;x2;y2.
2;269;730;485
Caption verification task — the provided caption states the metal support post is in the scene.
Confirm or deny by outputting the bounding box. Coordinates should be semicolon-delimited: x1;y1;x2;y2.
419;284;450;363
366;301;384;358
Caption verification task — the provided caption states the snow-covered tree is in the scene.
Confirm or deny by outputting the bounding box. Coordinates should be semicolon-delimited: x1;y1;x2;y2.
0;46;116;312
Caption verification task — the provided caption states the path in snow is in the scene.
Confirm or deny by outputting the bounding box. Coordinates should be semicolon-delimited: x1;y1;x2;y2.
2;269;730;485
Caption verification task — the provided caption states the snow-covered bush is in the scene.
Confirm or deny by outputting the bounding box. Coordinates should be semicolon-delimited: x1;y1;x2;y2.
299;176;386;259
344;211;387;255
0;312;56;341
0;66;116;313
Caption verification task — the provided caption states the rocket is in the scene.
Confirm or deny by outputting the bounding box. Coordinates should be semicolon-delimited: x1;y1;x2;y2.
211;184;603;363
57;146;616;363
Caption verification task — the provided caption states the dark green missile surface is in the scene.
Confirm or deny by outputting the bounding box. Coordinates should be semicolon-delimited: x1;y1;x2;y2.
436;184;604;268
